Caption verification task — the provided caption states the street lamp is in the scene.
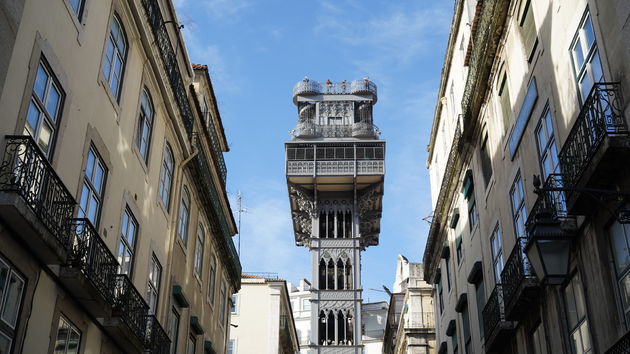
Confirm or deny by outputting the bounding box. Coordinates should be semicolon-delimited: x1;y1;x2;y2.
525;211;573;285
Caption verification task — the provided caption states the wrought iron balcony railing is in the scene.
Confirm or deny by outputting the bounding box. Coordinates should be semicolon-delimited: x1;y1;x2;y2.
558;82;628;189
200;111;227;184
482;284;507;340
292;79;377;100
141;0;194;140
145;315;171;354
113;275;149;343
0;135;75;246
605;329;630;354
525;174;568;233
192;148;241;280
500;237;535;310
66;218;118;302
291;122;381;139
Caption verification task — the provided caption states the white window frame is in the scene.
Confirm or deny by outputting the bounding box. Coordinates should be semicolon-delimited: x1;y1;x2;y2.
136;88;154;163
194;225;205;277
570;8;604;103
510;173;527;239
159;143;174;209
54;315;81;354
490;224;504;284
78;146;106;227
117;207;138;276
101;13;127;101
147;254;161;315
177;187;191;246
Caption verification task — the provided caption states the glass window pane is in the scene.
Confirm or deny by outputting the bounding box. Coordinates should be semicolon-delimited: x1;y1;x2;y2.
0;260;8;302
590;50;603;83
579;321;592;352
573;40;585;71
583;16;595;51
0;332;11;354
26;101;41;133
87;195;98;224
38;122;52;154
46;85;61;119
610;222;630;274
1;271;24;327
85;150;95;181
580;73;593;102
93;163;104;194
565;282;579;329
34;64;48;100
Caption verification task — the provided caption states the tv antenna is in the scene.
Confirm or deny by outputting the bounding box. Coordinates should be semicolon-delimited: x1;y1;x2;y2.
236;191;248;256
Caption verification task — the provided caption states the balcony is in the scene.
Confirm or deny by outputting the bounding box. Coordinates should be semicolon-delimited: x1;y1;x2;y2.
59;219;118;318
605;329;630;354
0;135;75;264
525;174;577;235
286;160;384;177
482;284;516;352
291;122;380;139
103;275;149;350
500;238;540;320
145;315;171;354
292;79;377;103
558;83;630;214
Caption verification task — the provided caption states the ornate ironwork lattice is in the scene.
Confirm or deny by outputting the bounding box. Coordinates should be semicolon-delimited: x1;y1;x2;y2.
113;275;149;343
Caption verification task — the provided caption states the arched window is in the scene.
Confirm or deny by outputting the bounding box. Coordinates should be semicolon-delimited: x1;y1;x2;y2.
344;211;352;237
326;260;334;290
136;88;154;162
318;311;326;345
319;212;326;238
336;259;344;290
159;143;174;208
336;211;344;238
327;210;334;237
326;311;335;344
102;14;128;100
346;314;353;345
319;259;326;289
337;311;345;344
177;186;191;245
345;262;353;289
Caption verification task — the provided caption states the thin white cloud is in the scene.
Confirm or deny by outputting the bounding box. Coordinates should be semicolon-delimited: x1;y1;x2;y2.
203;0;251;22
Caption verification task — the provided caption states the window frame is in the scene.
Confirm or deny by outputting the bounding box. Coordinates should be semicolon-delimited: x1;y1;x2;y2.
54;314;81;354
147;254;162;315
219;280;228;327
569;8;604;104
24;58;65;158
117;207;138;276
563;272;593;354
0;256;26;352
159;143;175;210
177;186;191;246
168;307;180;354
490;224;504;285
194;225;205;277
77;146;107;227
509;172;527;239
67;0;86;21
101;13;128;101
135;88;154;164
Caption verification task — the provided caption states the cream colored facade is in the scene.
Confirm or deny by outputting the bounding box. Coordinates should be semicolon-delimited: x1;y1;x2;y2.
289;279;314;353
229;275;300;354
361;301;387;354
383;256;435;354
425;1;630;354
0;0;240;353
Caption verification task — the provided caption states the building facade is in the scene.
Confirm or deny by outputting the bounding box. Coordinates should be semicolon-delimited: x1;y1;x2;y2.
289;278;315;353
229;274;300;354
0;0;240;353
383;256;435;354
285;78;385;353
361;301;387;354
424;0;630;353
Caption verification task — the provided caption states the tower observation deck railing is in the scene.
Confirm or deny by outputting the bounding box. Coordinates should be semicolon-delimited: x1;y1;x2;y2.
292;79;377;102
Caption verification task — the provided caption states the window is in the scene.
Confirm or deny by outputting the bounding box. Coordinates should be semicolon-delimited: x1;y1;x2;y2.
609;221;630;325
24;59;64;156
168;308;180;354
68;0;86;20
219;281;227;326
510;173;527;238
479;134;493;188
571;9;604;102
563;273;592;354
177;187;191;245
445;258;451;291
475;281;485;338
498;72;512;129
519;0;538;62
490;225;504;284
0;257;25;353
438;275;444;315
461;305;471;354
54;315;80;354
102;14;127;100
463;171;477;231
147;255;161;315
531;322;548;354
136;89;154;163
302;298;311;311
456;236;463;264
468;201;478;232
159;144;174;208
194;225;204;277
186;334;195;354
117;207;138;275
78;146;106;227
208;255;216;304
231;294;238;314
535;107;560;179
227;339;236;354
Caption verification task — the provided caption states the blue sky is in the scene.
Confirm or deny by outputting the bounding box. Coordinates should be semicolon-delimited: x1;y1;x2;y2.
174;0;453;302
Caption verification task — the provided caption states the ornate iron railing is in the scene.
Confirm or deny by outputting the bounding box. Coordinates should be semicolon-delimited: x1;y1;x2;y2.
482;284;507;339
0;135;75;246
500;237;534;308
525;174;568;234
66;218;118;302
192;148;241;280
291;122;380;139
145;315;171;354
558;82;627;189
113;275;149;343
200;111;227;184
292;79;377;98
141;0;194;140
605;329;630;354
